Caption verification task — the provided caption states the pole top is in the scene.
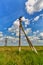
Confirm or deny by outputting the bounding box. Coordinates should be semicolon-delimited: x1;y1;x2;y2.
19;16;22;20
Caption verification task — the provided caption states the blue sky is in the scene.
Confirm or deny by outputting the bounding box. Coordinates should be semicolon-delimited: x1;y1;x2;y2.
0;0;26;29
0;0;43;45
0;0;43;38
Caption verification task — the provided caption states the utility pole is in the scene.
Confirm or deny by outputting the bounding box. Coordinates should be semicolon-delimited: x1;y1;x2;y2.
5;36;8;46
19;17;22;52
19;16;38;54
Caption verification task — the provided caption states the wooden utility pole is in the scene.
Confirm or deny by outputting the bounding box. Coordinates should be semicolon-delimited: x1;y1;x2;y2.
19;17;38;54
19;17;22;51
5;37;8;46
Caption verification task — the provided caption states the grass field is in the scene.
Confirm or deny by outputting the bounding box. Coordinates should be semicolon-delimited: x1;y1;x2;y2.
0;46;43;65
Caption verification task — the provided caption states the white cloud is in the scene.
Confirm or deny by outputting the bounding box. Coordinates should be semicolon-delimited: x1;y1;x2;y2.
25;28;32;35
13;19;20;26
25;19;30;25
0;31;3;37
32;14;43;22
28;36;40;41
11;33;14;35
33;16;40;21
36;30;39;33
8;19;19;33
40;14;43;18
40;14;43;17
0;31;3;42
4;36;17;44
8;17;30;37
8;28;12;32
33;30;39;35
15;28;32;37
38;32;43;40
21;17;26;21
21;17;30;26
6;36;15;40
8;17;34;46
40;32;43;36
25;0;43;14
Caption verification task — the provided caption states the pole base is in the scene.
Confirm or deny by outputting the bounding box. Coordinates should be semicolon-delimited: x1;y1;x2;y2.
32;47;38;54
19;47;21;52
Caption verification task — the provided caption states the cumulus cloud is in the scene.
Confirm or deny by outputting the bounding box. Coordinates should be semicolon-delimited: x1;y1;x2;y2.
32;14;43;22
28;36;40;41
33;16;40;21
20;28;32;37
39;32;43;36
0;31;3;37
6;36;15;40
25;28;32;35
11;33;14;35
0;32;5;43
4;36;18;44
8;19;19;33
21;17;30;27
8;16;34;46
38;32;43;40
8;17;30;37
40;14;43;17
33;30;39;36
8;17;30;35
25;0;43;14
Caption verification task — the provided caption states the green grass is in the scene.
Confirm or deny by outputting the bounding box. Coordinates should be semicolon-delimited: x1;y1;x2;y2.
0;46;43;65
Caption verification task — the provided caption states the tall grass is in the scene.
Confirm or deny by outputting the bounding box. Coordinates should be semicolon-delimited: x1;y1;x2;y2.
0;47;43;65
